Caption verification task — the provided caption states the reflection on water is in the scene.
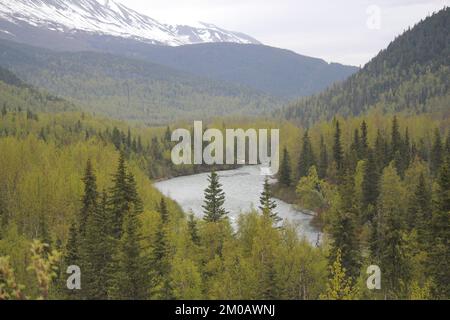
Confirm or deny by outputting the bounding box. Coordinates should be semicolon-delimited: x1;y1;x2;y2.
154;166;320;244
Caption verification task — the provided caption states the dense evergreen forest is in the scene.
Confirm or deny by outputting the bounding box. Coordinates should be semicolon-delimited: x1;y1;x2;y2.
281;7;450;126
0;8;449;301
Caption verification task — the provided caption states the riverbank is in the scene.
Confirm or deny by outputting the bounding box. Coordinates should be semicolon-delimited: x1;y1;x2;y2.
271;183;324;230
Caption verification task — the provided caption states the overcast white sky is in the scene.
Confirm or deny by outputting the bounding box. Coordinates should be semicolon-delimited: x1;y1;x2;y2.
116;0;449;66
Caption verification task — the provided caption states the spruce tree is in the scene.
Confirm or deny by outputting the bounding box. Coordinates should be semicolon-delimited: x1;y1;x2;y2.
79;159;98;237
203;171;228;222
187;214;200;245
426;156;450;298
402;128;412;171
65;221;79;266
82;191;111;300
108;152;142;239
278;147;292;187
298;130;316;178
318;135;329;179
360;121;369;159
333;120;344;173
361;149;379;222
374;129;387;168
391;116;402;161
64;220;80;299
110;204;147;300
351;128;361;159
407;173;431;235
372;163;410;298
259;177;280;225
151;198;173;299
330;170;361;281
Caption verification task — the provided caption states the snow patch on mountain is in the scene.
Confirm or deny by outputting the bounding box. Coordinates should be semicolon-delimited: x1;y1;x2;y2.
0;0;261;46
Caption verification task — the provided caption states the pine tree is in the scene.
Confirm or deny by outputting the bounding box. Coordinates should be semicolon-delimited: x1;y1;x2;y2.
333;120;344;173
203;171;228;222
278;147;292;187
318;135;329;179
259;177;280;225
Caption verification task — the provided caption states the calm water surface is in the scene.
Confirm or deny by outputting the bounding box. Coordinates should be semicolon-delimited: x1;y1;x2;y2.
154;166;320;244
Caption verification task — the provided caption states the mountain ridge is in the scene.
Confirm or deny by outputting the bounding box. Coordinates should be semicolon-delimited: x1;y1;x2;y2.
281;7;450;126
0;0;261;46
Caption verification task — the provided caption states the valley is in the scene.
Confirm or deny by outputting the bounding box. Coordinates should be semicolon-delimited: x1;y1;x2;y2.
0;1;448;302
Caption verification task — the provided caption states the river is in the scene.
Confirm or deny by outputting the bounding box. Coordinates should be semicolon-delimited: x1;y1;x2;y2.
154;166;320;244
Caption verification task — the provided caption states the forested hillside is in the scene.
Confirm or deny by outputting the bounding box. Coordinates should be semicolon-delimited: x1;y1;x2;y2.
0;40;280;123
0;66;77;114
282;7;450;126
88;42;358;98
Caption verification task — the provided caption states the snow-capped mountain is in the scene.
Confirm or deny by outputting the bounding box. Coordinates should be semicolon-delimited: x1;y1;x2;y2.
0;0;260;46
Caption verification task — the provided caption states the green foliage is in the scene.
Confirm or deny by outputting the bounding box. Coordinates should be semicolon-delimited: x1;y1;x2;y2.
298;130;316;178
320;250;358;300
109;205;147;300
150;198;174;300
426;156;450;298
278;147;292;187
296;166;331;213
0;240;60;300
372;163;410;298
329;171;361;281
202;171;228;223
259;177;280;225
333;120;344;172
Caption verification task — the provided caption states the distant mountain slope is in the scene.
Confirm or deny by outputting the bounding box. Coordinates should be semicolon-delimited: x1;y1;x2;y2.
0;66;77;114
0;1;357;100
0;39;279;123
0;0;260;46
93;42;359;99
282;7;450;126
